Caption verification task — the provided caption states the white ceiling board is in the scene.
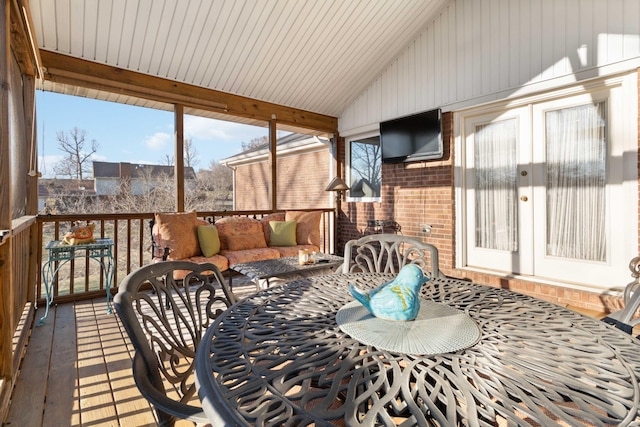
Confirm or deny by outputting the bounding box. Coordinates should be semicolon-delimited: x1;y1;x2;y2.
31;0;449;119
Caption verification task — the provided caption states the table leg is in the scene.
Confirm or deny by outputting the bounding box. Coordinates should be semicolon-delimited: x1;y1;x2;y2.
101;253;114;314
38;260;61;326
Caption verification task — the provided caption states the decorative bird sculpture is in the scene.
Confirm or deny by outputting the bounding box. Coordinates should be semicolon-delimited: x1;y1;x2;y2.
349;264;428;321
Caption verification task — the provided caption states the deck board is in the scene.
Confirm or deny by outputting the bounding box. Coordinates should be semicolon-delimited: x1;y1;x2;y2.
43;303;80;427
4;305;54;426
75;300;119;426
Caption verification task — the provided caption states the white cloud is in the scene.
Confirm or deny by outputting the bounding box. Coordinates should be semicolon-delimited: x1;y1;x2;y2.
184;116;266;142
39;154;63;178
144;132;171;150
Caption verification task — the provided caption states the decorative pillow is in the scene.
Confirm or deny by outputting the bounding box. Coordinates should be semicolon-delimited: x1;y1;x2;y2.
155;211;200;260
197;225;220;257
260;212;286;243
215;217;268;251
285;210;322;247
268;220;297;247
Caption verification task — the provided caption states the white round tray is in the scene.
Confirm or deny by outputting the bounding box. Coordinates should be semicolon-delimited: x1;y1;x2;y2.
336;300;481;355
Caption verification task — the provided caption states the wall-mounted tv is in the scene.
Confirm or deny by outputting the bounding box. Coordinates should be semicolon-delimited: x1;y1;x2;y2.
380;109;442;163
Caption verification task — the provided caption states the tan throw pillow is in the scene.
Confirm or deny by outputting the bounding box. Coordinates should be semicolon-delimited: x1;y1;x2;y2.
285;210;321;246
155;211;200;260
269;220;297;246
216;217;268;251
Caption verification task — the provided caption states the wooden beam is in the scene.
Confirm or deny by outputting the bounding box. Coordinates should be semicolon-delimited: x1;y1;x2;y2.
174;104;185;212
40;51;338;134
8;0;36;76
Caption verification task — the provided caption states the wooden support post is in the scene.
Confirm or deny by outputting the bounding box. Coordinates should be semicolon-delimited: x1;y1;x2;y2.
24;75;37;215
174;104;185;212
0;0;13;412
269;118;277;210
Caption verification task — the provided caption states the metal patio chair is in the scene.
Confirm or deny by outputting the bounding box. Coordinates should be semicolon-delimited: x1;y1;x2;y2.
342;233;445;279
603;256;640;337
114;261;236;427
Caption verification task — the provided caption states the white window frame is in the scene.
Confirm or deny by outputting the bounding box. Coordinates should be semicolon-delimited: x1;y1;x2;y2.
346;130;382;203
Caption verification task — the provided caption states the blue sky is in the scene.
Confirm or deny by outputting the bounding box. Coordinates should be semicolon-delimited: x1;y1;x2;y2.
37;91;270;178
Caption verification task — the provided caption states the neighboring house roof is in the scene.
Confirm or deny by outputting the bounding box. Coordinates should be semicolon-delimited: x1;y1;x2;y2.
92;161;197;180
39;179;96;197
222;134;330;167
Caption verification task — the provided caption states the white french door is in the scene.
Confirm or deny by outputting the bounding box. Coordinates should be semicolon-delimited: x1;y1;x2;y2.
461;80;636;287
464;107;533;275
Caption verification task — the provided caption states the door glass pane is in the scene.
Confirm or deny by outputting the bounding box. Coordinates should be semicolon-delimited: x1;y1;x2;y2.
475;119;518;251
545;102;607;261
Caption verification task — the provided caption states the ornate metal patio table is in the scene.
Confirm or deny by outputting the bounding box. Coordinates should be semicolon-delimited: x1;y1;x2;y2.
195;273;640;426
40;238;114;325
229;254;343;290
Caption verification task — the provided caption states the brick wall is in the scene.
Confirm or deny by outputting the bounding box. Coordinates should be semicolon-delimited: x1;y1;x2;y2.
338;112;455;271
234;149;331;211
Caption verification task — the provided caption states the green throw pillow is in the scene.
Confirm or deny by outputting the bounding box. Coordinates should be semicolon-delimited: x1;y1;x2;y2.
269;220;297;246
197;225;220;257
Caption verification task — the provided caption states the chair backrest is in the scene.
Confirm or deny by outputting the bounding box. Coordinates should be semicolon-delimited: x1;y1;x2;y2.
342;233;445;278
114;261;236;427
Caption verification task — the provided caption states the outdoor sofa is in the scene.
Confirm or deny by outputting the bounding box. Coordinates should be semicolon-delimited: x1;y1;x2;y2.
151;210;322;279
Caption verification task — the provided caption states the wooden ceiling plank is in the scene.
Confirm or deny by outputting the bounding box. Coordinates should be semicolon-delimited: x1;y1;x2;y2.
41;50;337;133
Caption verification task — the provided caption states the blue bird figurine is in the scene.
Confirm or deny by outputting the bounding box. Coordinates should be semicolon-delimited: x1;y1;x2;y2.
349;264;428;321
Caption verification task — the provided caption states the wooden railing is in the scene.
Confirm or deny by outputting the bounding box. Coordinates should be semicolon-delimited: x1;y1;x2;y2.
35;209;335;305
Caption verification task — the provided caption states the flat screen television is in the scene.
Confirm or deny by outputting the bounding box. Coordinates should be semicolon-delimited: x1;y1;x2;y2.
380;109;442;163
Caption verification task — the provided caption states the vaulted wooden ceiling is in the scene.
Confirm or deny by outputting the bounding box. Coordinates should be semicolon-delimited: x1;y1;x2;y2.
29;0;448;132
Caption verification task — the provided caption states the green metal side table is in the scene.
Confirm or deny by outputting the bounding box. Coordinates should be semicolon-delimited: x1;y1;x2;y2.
40;238;114;325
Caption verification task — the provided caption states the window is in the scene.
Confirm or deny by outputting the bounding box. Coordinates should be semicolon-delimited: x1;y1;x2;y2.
456;75;637;289
347;134;382;201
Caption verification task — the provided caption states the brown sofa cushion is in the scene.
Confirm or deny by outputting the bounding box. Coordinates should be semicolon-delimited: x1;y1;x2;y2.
216;217;268;251
285;210;321;247
222;247;281;266
155;211;200;260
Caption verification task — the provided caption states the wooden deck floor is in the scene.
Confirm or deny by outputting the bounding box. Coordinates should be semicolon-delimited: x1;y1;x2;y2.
3;277;636;427
3;278;258;427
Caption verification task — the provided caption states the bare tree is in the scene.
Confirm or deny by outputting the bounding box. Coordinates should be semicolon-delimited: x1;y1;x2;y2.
186;161;233;211
53;127;99;180
107;169;176;214
158;139;199;167
184;138;199;168
159;154;174;166
351;139;382;189
241;136;268;151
